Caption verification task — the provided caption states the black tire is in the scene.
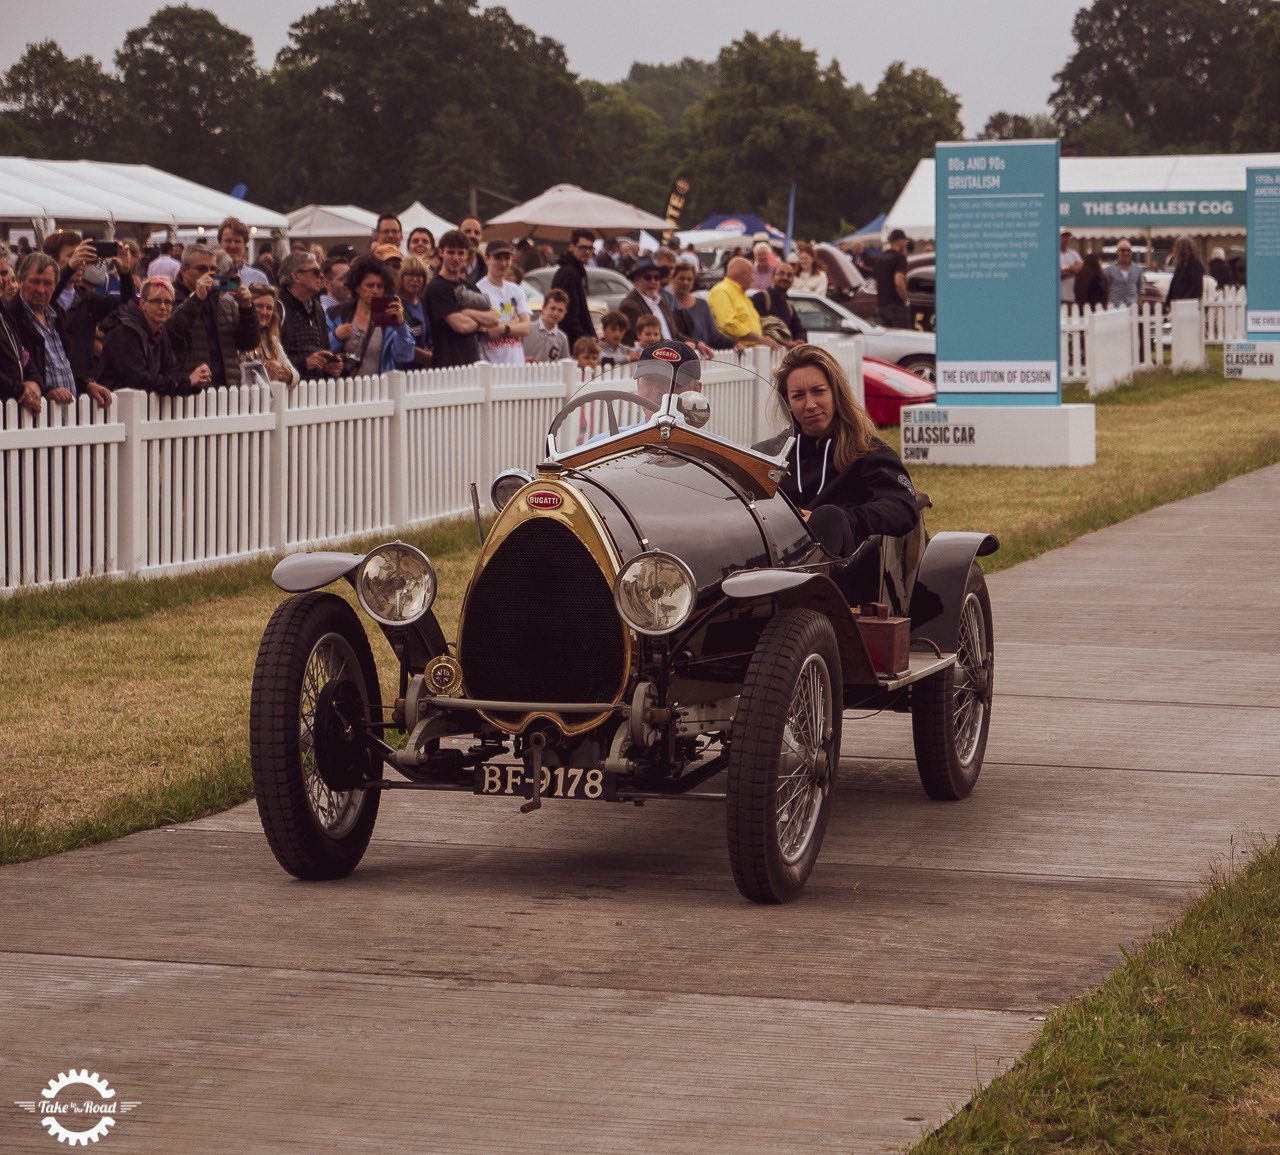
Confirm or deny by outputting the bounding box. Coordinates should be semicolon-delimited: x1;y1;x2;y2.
727;609;842;903
900;354;936;383
912;564;993;800
250;591;382;879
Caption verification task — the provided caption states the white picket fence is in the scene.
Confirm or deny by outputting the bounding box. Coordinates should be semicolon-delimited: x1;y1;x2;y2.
2;344;859;594
1060;286;1248;389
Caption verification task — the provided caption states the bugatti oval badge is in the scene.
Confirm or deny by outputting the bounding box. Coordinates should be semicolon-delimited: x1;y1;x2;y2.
526;491;563;510
650;345;681;362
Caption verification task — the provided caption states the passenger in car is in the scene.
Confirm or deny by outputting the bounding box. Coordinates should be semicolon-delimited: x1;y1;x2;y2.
772;343;918;562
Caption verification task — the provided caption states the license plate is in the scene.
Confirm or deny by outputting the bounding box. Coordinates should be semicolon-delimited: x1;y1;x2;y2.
473;764;617;801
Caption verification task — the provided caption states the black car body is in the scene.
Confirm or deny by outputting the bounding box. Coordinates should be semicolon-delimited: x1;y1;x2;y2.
250;361;997;902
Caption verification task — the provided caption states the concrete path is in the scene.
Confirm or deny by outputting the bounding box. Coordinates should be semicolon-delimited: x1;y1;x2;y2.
3;465;1278;1154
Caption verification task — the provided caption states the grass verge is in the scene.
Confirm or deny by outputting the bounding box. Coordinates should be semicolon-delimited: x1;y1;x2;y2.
913;838;1280;1153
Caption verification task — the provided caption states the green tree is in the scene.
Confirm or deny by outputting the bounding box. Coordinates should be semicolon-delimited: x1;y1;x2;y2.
115;5;260;189
0;40;124;158
687;33;867;238
1232;8;1280;150
979;111;1060;141
265;0;581;217
565;81;671;213
1050;0;1266;153
864;61;963;205
620;58;719;131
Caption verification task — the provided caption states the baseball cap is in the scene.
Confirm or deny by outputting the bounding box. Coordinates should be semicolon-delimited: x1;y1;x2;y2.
371;243;402;263
631;339;702;392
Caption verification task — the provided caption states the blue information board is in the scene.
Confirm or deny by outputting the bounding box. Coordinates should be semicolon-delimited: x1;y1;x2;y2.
935;140;1060;406
1246;168;1280;340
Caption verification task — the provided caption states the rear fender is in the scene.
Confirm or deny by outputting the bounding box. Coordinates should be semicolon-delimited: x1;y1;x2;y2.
720;570;878;684
910;531;999;653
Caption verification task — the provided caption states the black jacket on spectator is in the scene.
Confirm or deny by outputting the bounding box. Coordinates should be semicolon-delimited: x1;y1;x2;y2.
550;251;592;348
167;281;259;387
0;306;27;402
1167;254;1206;303
750;287;809;342
278;287;330;379
98;303;201;396
54;263;136;386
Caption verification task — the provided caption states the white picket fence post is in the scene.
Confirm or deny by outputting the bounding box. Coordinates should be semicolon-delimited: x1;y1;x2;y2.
267;380;289;553
1170;299;1207;371
114;389;148;576
386;370;408;531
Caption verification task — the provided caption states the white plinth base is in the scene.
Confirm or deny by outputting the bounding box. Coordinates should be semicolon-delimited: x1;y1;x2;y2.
900;404;1096;467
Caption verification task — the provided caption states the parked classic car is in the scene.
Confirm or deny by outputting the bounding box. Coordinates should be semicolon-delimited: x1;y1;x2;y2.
250;356;997;903
787;291;937;381
863;357;937;426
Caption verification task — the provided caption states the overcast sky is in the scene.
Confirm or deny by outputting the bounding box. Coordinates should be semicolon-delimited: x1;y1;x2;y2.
1;1;1078;136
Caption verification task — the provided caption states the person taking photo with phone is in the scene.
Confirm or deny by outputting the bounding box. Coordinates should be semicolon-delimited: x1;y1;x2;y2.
165;243;260;388
326;253;414;376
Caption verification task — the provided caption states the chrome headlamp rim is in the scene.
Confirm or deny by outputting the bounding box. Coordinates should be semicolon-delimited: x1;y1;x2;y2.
356;541;437;627
612;549;697;637
490;468;535;512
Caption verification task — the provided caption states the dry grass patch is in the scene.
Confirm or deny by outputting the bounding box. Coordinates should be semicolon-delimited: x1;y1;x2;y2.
0;540;476;855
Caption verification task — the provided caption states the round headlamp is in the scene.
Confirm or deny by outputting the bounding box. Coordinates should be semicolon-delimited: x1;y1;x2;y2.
613;551;697;636
490;468;534;511
356;542;436;626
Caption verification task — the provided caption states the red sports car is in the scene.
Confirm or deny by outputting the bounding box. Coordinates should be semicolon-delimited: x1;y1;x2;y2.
863;357;937;427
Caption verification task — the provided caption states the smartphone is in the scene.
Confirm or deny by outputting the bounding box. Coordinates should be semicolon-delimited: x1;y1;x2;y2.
92;240;119;259
212;274;241;292
371;296;396;327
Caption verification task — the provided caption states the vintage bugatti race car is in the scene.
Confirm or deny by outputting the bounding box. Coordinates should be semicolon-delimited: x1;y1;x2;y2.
250;356;998;903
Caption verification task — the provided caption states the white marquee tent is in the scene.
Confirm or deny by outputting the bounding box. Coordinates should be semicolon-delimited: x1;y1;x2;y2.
0;157;288;237
285;203;379;243
399;200;455;240
884;151;1280;242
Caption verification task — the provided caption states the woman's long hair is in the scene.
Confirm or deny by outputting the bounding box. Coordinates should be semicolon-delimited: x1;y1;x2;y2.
248;283;283;348
773;343;878;470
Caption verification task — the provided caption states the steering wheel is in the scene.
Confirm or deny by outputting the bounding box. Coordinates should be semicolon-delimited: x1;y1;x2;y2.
548;389;661;444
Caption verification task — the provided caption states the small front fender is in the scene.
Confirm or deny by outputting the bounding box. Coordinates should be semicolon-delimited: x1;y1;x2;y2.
721;569;878;684
910;531;999;653
272;551;365;593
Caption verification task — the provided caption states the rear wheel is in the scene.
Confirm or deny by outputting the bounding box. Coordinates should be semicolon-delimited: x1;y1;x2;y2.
727;609;842;903
900;354;936;383
912;565;993;800
250;592;382;879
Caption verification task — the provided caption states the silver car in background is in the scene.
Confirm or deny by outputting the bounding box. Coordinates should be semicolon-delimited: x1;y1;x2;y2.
787;291;937;381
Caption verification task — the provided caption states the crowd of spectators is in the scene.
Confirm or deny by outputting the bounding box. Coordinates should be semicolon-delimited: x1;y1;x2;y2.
3;209;1241;415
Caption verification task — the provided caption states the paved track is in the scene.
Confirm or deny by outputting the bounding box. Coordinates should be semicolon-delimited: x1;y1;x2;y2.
3;465;1277;1154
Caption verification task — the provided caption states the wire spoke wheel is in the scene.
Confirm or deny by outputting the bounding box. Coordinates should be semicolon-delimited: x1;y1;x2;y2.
251;592;382;879
727;609;841;903
912;564;994;800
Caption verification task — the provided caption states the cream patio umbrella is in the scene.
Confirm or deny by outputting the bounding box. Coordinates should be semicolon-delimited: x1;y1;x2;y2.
482;183;669;242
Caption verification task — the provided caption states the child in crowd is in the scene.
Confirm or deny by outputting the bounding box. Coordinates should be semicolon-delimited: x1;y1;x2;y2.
573;336;600;377
633;315;663;355
524;287;570;363
597;310;635;368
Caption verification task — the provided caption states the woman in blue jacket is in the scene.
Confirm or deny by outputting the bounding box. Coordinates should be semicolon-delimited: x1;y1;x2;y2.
326;254;413;376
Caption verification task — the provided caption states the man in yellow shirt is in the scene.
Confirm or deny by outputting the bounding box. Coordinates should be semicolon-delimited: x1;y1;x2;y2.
707;256;782;349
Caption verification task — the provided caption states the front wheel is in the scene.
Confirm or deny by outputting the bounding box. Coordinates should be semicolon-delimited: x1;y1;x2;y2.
912;564;993;800
250;591;382;879
727;609;842;903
